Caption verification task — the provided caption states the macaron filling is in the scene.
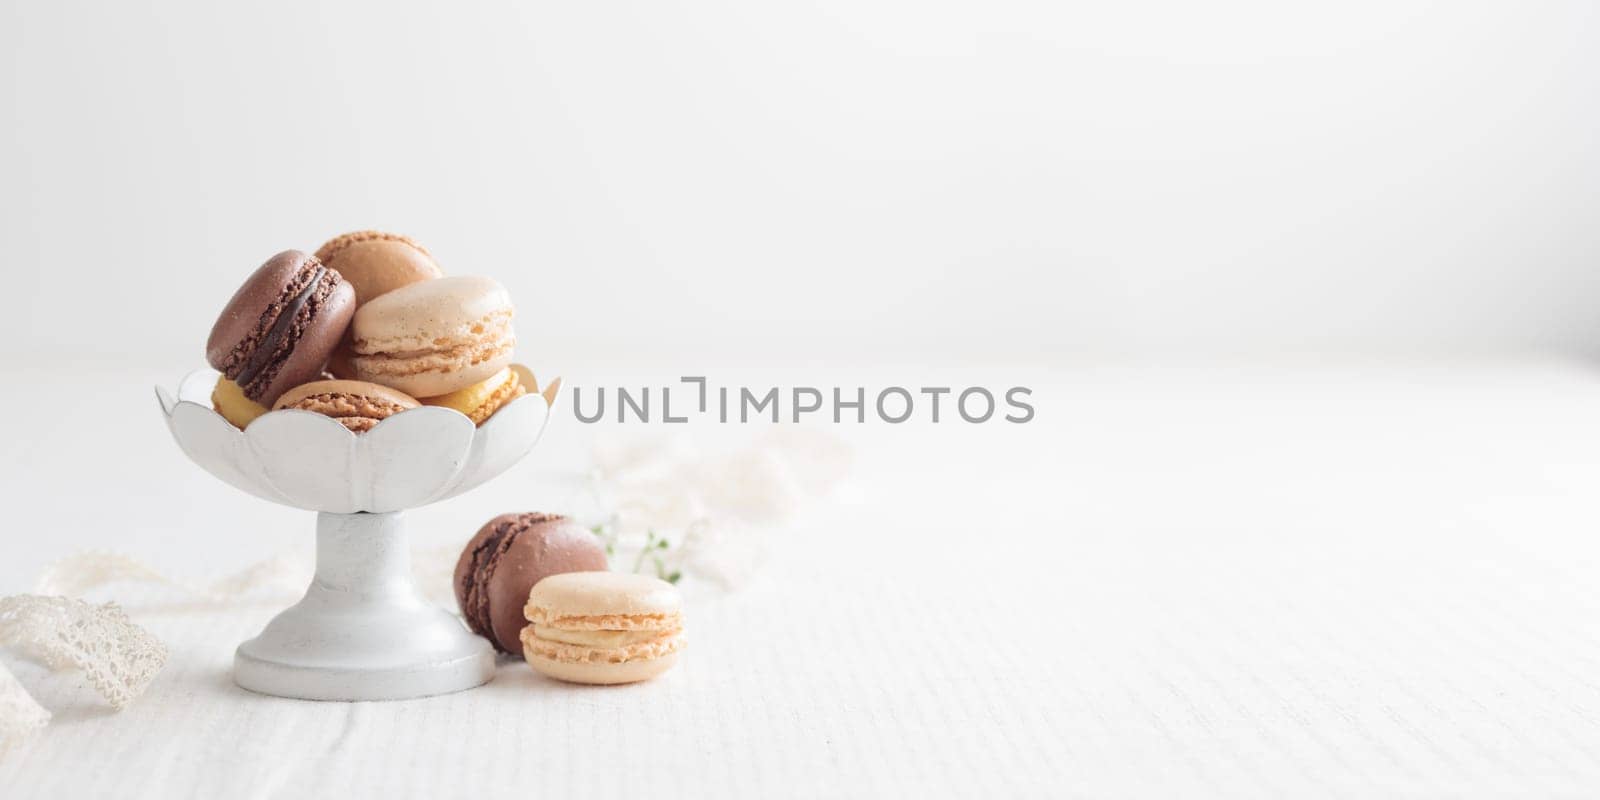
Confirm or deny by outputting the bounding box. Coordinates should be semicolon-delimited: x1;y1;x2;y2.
522;604;685;664
530;625;665;648
352;311;514;373
521;623;684;664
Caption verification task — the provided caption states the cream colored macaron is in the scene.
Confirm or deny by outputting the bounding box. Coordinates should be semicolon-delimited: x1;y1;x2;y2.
349;275;516;397
521;572;685;685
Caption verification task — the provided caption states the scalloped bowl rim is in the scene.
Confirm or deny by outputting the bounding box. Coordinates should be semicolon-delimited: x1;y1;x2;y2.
157;364;561;439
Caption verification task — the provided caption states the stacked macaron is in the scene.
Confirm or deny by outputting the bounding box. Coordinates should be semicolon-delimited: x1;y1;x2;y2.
205;231;527;432
522;572;685;685
454;513;686;685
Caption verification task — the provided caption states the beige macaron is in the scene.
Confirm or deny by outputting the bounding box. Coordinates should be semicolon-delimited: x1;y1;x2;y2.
314;230;443;306
521;572;685;685
349;275;516;397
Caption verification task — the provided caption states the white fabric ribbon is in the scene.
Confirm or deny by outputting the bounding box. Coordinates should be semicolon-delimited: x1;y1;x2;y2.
0;596;168;752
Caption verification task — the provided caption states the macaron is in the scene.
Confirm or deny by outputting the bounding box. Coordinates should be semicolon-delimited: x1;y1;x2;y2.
211;375;268;429
271;379;420;433
313;230;443;307
206;251;356;406
349;276;515;397
521;572;685;685
454;513;610;654
421;366;526;425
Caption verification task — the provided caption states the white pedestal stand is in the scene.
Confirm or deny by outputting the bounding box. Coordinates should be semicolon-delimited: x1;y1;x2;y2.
233;511;494;701
159;365;561;702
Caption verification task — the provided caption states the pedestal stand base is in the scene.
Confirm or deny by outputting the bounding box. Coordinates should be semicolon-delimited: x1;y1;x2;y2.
234;645;493;702
233;511;495;701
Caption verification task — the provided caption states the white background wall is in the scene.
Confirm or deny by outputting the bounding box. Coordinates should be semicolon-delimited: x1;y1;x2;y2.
3;0;1597;364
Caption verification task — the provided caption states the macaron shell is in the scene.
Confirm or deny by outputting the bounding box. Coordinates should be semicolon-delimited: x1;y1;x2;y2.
524;571;684;624
523;647;680;685
314;231;442;306
351;275;513;355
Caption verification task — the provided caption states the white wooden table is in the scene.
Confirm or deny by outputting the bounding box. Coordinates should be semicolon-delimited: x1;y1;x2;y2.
2;360;1598;798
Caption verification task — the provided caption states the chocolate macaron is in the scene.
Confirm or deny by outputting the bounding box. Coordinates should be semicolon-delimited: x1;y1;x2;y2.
455;513;609;653
206;251;356;406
